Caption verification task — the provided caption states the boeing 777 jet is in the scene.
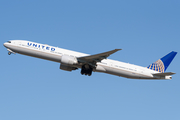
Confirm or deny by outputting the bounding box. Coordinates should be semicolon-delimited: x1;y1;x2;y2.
3;40;177;79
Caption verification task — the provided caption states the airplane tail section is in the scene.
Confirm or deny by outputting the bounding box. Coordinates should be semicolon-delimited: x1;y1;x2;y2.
147;51;177;73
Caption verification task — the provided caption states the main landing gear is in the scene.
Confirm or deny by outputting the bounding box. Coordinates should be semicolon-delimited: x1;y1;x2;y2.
81;64;93;76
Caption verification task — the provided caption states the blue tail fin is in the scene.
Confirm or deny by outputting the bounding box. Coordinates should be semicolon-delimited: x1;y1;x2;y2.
147;51;177;73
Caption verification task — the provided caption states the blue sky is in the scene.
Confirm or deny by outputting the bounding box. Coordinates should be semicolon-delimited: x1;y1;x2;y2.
0;0;180;120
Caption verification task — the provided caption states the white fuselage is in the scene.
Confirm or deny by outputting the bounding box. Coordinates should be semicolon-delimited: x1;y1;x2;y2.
4;40;170;79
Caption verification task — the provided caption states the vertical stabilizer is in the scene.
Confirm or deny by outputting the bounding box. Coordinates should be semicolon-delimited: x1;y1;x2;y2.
147;51;177;73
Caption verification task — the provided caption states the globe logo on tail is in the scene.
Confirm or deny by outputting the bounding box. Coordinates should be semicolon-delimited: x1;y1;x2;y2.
147;59;165;73
147;51;177;73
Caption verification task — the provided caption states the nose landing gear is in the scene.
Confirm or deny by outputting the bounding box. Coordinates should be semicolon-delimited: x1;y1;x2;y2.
8;51;11;55
7;49;15;55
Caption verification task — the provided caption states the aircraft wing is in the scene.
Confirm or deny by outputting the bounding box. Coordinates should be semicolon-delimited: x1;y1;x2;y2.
152;72;176;76
78;49;121;65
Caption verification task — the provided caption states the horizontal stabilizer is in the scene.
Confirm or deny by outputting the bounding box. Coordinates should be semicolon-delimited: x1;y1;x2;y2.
153;72;176;76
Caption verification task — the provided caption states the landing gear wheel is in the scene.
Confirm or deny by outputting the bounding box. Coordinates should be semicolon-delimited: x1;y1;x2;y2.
81;64;93;76
8;52;11;55
88;70;92;76
81;69;84;75
88;72;92;76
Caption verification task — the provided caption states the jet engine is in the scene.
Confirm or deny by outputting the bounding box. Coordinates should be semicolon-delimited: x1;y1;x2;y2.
60;55;78;65
60;64;78;71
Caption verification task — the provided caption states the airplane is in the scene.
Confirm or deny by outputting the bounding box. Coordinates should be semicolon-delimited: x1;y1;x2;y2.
3;40;177;80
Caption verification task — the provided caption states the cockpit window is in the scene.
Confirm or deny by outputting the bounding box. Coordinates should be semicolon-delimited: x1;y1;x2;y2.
7;41;11;43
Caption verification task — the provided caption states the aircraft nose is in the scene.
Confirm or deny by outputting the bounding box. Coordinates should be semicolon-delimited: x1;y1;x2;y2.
3;42;10;48
3;42;7;47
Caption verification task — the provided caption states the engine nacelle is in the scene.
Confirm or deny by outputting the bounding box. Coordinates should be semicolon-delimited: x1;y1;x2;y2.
60;64;77;71
60;55;78;65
